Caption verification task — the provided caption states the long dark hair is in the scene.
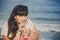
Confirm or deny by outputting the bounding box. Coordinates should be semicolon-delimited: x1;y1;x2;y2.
8;5;28;39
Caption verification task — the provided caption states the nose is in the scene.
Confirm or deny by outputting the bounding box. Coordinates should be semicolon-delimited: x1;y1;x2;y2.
22;16;26;19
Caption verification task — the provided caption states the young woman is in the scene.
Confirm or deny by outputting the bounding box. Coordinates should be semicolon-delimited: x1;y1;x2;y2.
1;5;38;40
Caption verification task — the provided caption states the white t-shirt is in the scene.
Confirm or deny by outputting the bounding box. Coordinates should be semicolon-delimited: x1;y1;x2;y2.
1;18;34;37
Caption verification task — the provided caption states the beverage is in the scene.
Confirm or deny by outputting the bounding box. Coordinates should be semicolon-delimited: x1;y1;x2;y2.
20;29;31;40
24;38;28;40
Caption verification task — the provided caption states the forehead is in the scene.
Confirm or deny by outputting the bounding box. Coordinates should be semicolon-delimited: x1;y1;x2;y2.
16;11;28;16
15;15;27;17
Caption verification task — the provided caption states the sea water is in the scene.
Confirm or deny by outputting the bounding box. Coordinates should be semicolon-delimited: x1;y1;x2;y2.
0;0;60;40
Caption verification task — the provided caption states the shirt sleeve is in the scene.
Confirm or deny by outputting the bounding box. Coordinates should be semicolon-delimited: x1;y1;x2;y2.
25;18;34;30
1;22;8;36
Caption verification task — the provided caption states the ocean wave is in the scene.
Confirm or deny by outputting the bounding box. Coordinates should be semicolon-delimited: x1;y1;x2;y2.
31;18;60;21
34;23;60;32
30;11;60;14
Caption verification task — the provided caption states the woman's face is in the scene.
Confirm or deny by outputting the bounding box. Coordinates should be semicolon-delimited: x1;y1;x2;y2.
14;15;27;26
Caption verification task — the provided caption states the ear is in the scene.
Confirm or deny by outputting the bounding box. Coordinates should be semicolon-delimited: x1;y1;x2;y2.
14;16;16;19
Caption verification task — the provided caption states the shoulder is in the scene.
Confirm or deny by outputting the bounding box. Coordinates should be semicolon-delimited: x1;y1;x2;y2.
25;18;34;30
1;21;8;29
27;18;34;25
1;21;8;37
3;21;8;26
30;26;39;40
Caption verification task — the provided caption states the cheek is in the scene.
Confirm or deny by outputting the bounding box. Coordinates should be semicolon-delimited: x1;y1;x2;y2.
23;17;27;21
14;16;27;23
15;17;21;23
21;17;27;21
17;18;23;23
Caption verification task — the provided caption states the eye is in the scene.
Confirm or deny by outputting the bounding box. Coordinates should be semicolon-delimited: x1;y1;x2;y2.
17;22;21;24
21;26;24;28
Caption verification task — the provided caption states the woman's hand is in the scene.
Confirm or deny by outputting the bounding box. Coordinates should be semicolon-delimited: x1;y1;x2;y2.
14;15;26;32
18;24;24;32
22;29;31;37
17;22;25;32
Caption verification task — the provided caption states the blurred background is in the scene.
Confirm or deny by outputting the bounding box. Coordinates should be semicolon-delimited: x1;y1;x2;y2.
0;0;60;40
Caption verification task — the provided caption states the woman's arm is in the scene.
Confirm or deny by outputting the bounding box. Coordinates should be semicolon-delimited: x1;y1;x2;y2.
12;31;21;40
2;31;21;40
31;26;39;40
2;35;10;40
